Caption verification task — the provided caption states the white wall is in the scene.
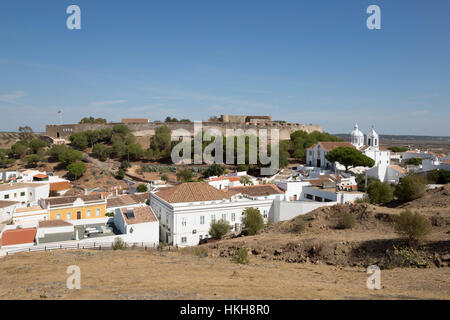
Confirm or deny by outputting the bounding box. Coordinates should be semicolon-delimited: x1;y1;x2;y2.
272;199;338;222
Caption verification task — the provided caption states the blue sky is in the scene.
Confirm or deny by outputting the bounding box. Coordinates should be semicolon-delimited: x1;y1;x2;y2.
0;0;449;135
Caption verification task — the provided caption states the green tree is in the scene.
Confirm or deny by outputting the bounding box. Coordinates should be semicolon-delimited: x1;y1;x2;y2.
116;169;125;180
149;126;172;157
355;173;379;192
10;142;28;158
26;154;42;167
176;168;193;182
92;143;110;161
394;174;427;202
202;164;225;178
79;117;107;124
367;181;394;204
241;207;264;235
136;184;148;192
120;160;131;170
125;143;144;161
394;210;431;245
325;147;375;171
405;158;422;166
67;161;86;180
161;174;169;182
209;219;232;240
49;144;68;160
58;149;83;167
240;176;253;186
236;164;249;172
18;126;34;145
69;133;89;150
388;146;408;153
29;139;47;154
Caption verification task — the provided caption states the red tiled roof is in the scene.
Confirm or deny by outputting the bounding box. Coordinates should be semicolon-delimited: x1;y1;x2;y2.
229;184;285;196
154;182;232;203
120;206;157;224
33;174;48;179
50;181;71;192
1;228;37;246
308;141;355;151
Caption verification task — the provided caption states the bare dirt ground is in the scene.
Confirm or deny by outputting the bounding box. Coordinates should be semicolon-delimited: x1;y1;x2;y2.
0;249;448;300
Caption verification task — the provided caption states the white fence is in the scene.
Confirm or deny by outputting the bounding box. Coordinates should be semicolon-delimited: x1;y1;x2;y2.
3;240;158;256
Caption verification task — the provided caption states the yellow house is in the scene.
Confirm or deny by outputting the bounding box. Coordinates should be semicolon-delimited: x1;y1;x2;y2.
40;194;107;221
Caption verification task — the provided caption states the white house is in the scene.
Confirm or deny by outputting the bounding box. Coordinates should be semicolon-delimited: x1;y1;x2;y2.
0;182;49;206
366;164;406;184
150;182;284;247
306;141;356;169
0;200;20;222
113;206;159;245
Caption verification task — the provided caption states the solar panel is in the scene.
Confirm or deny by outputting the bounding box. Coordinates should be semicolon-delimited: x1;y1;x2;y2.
126;208;135;219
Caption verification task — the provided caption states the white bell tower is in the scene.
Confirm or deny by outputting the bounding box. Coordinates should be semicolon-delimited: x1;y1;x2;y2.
367;126;379;149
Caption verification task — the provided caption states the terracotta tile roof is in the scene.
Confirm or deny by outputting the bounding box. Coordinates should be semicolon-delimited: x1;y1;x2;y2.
120;206;157;225
208;176;242;182
107;194;148;208
306;174;339;187
44;194;104;206
389;165;407;174
154;182;233;203
228;184;285;197
0;200;19;208
33;174;48;179
1;228;36;246
50;181;71;192
308;141;355;151
14;206;44;213
0;183;46;192
39;220;72;228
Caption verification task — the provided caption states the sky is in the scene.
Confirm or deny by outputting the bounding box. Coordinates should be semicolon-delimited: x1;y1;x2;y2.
0;0;449;136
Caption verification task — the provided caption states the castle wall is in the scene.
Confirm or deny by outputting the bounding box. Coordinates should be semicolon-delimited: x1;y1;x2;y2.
46;121;322;142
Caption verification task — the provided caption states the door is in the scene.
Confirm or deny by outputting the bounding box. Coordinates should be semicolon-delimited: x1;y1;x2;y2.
317;159;321;167
77;211;81;220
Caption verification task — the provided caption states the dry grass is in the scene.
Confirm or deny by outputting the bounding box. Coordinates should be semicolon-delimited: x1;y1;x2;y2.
0;249;449;300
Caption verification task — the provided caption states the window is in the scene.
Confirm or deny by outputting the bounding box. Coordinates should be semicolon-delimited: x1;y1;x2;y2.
181;237;187;243
221;213;226;221
182;217;187;227
4;194;9;199
20;192;25;196
200;216;205;225
30;192;32;196
56;213;61;219
231;213;235;222
66;212;71;220
14;193;17;198
96;208;100;216
211;214;216;222
86;210;91;218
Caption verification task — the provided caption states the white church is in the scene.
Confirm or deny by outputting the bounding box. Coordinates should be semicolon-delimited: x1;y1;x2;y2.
306;124;390;171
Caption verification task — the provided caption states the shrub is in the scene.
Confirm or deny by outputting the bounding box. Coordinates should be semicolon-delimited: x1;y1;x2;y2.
387;245;428;268
367;181;394;204
136;184;148;192
116;169;125;180
120;160;131;170
337;212;355;229
69;133;89;150
292;219;305;233
354;196;370;204
112;237;127;250
49;144;68;160
161;174;169;182
394;210;431;245
157;242;165;252
26;154;41;166
92;143;110;161
232;247;249;265
242;207;264;235
176;168;193;182
209;219;232;240
29;138;47;153
394;175;427;202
